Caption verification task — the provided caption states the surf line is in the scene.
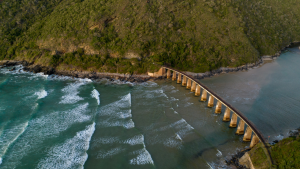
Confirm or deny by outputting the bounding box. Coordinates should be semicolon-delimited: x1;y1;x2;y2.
0;122;29;166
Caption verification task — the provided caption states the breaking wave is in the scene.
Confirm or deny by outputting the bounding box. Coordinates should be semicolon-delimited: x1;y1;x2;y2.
37;123;95;169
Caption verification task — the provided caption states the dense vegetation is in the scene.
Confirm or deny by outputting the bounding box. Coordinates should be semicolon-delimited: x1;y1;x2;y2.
1;0;300;73
249;134;300;169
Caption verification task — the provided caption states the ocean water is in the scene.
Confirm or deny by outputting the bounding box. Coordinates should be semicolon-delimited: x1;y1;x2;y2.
0;47;299;169
0;66;245;169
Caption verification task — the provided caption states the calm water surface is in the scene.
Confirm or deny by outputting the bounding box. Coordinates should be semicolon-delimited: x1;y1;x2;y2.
0;47;299;169
201;46;300;141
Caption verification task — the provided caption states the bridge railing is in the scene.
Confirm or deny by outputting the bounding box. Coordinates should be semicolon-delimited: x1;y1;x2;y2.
162;66;274;166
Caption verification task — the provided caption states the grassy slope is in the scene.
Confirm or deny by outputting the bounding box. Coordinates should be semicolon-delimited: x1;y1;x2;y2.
0;0;300;73
249;136;300;169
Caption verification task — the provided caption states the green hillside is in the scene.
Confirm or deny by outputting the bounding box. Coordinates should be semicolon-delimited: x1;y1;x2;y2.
1;0;300;74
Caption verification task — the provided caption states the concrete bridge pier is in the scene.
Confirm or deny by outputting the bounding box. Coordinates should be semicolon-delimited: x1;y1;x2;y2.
172;71;176;81
243;126;253;142
191;81;196;92
182;76;187;86
177;74;182;84
236;120;245;135
223;108;231;122
229;113;237;127
187;79;192;89
207;95;214;107
195;85;201;96
201;89;207;101
167;69;171;79
215;101;222;114
250;135;259;148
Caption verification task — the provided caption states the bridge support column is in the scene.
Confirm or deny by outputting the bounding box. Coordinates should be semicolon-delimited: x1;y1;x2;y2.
182;76;187;86
177;74;182;84
223;108;231;122
236;120;245;135
195;85;201;96
229;113;237;127
250;135;259;148
167;69;171;79
215;101;222;114
201;89;207;101
172;71;176;81
187;79;191;89
243;126;252;142
207;95;214;107
191;81;196;92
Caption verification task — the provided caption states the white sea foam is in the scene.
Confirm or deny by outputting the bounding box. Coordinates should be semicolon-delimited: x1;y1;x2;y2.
97;147;124;159
142;89;168;99
94;134;145;146
31;103;91;137
91;89;100;105
98;93;134;129
163;135;183;149
138;81;158;87
0;122;28;163
184;102;194;107
130;148;154;165
94;137;120;145
175;134;182;141
275;134;284;141
216;149;222;157
37;123;95;169
99;94;131;116
0;157;2;165
0;103;92;168
98;119;135;129
149;119;194;146
59;82;84;104
124;135;145;146
206;162;214;169
35;90;48;99
155;119;194;133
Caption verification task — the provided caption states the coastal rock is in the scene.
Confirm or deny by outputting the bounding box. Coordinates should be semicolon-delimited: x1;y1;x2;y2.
262;55;273;61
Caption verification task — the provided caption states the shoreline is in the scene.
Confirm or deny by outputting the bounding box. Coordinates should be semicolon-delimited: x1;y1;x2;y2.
1;42;299;82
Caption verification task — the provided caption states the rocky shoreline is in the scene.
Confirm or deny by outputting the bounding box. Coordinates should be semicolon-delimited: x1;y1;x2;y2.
0;60;161;83
0;42;299;83
0;57;275;83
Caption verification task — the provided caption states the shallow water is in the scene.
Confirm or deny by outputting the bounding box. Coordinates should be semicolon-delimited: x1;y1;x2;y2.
0;47;299;169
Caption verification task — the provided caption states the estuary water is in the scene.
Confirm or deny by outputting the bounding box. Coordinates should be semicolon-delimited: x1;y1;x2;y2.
201;46;300;141
0;47;299;169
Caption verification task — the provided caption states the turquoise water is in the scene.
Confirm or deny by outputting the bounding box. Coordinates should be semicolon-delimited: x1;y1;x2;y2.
1;47;299;169
0;65;245;169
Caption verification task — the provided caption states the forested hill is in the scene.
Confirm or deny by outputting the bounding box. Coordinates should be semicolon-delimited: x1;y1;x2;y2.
1;0;300;74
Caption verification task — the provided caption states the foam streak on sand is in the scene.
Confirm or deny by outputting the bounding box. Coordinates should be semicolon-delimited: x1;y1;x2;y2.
37;123;95;169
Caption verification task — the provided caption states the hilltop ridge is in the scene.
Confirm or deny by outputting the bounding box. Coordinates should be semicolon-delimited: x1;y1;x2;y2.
1;0;300;74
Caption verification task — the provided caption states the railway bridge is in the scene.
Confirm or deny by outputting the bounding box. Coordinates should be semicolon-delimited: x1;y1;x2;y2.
148;66;273;164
